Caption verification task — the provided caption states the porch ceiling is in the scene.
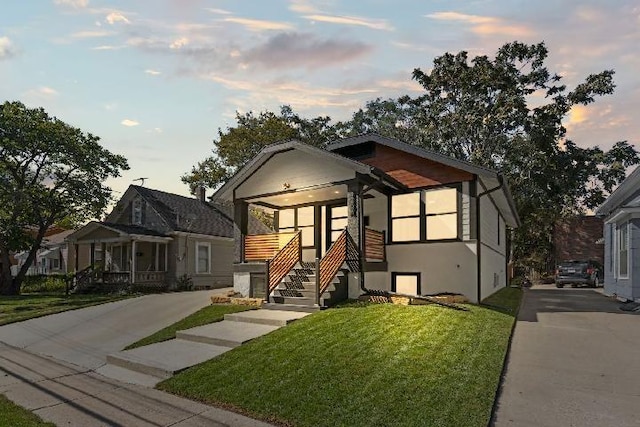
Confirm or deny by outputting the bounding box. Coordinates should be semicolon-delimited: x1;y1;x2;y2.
248;184;347;208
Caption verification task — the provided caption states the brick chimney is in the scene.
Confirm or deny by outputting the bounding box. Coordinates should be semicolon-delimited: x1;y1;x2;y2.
197;186;206;202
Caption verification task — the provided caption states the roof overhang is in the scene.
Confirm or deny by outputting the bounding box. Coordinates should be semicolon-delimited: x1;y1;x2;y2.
66;221;172;243
596;165;640;217
212;140;405;206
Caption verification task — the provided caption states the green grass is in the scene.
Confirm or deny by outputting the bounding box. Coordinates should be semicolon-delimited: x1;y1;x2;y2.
481;286;523;315
125;304;255;350
0;394;55;427
159;287;522;427
0;294;130;326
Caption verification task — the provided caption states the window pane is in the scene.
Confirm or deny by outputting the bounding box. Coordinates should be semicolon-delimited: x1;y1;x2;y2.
391;193;420;217
197;245;209;273
300;226;315;246
392;217;420;242
331;218;348;230
426;213;458;240
278;209;295;228
332;206;348;218
331;230;343;243
298;206;314;226
395;275;419;295
425;188;457;214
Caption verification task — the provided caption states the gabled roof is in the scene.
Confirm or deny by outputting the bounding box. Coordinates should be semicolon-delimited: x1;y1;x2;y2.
107;186;270;237
329;133;520;227
212;139;406;202
596;165;640;217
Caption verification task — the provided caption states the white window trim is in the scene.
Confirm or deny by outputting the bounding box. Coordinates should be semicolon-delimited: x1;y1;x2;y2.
617;222;629;279
195;242;211;274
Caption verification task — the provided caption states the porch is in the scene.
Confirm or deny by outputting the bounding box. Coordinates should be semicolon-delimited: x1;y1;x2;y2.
67;222;172;291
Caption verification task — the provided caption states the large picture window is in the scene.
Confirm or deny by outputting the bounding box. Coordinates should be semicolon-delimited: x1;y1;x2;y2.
196;242;210;274
618;223;628;277
391;187;459;243
277;206;315;248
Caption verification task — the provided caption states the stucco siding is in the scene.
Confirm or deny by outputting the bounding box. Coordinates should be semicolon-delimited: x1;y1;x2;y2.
479;195;507;300
382;242;478;301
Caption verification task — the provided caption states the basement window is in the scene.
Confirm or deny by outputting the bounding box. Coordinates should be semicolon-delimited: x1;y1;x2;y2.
392;272;421;296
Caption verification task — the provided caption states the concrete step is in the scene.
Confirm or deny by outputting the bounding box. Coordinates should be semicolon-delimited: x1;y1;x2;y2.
261;303;322;312
95;363;163;387
225;309;311;326
270;296;317;306
176;321;279;348
106;339;232;379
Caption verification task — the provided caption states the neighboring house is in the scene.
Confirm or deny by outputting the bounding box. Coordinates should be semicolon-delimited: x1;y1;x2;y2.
14;228;74;276
67;185;269;290
596;166;640;301
553;216;604;267
213;133;520;308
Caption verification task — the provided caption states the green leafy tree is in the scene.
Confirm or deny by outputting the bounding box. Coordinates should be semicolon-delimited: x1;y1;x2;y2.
340;42;639;269
182;105;338;193
0;101;129;295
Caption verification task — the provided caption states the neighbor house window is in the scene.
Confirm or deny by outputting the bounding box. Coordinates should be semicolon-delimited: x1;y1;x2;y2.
618;223;628;277
391;187;459;243
392;272;421;296
132;199;142;225
391;192;421;242
196;242;210;274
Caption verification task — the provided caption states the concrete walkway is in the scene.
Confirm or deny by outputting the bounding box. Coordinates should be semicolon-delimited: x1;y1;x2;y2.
0;342;272;427
104;309;310;385
493;284;640;427
0;290;216;371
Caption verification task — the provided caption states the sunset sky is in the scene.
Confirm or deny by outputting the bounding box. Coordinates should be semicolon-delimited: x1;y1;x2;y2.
1;0;638;200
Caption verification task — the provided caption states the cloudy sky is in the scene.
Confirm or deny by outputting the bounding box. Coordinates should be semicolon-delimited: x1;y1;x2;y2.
1;0;638;200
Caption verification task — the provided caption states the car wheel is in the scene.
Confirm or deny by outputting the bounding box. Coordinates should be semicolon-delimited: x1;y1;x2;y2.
556;283;564;288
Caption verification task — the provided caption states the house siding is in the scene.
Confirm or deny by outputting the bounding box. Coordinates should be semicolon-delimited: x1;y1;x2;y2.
174;234;233;288
631;219;640;300
358;143;474;188
479;196;507;300
366;242;478;301
603;223;615;294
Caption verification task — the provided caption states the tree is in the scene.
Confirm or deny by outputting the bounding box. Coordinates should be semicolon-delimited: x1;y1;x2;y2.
182;105;339;192
0;101;129;295
340;42;639;269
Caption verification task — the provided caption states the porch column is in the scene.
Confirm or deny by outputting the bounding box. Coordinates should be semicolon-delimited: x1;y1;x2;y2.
154;242;159;271
74;243;79;272
347;181;364;250
90;243;95;269
234;200;249;263
164;242;168;272
130;240;137;284
100;242;106;270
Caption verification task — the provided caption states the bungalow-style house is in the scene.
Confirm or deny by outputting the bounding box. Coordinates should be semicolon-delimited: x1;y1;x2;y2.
14;228;74;276
67;185;269;291
213;133;520;309
596;166;640;301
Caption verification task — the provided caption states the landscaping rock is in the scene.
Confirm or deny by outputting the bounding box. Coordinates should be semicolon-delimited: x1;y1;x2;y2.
230;297;263;307
210;296;231;304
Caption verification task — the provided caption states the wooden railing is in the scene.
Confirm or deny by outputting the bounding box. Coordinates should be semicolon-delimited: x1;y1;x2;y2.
364;228;385;261
134;271;165;283
244;231;298;261
266;231;302;299
103;271;130;284
318;229;359;295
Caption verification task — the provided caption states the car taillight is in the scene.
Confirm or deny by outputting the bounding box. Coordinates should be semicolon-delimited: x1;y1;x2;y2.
587;268;594;275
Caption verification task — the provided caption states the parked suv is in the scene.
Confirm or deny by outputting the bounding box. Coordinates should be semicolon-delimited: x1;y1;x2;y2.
555;260;602;288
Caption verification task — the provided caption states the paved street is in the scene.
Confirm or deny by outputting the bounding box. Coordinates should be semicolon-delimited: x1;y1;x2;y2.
493;284;640;427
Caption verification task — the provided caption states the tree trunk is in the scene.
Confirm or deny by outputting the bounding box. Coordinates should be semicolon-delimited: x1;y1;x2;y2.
0;241;18;295
12;223;51;294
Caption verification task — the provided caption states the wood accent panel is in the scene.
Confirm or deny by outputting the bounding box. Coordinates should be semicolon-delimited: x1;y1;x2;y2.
364;228;385;261
244;232;297;261
360;144;473;188
319;230;347;294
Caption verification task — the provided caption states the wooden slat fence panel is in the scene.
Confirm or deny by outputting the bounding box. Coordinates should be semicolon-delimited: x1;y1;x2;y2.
268;232;301;292
244;232;297;261
364;228;385;261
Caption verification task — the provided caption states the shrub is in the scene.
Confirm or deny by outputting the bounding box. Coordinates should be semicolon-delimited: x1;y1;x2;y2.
20;274;71;294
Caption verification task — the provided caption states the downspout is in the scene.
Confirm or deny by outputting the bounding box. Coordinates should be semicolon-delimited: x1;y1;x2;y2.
476;176;505;303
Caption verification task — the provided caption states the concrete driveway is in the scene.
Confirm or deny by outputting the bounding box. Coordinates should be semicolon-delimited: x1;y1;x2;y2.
0;291;215;371
493;284;640;427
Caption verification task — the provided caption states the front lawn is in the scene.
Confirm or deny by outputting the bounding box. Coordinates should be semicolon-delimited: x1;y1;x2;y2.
125;304;255;350
0;294;130;326
0;394;55;426
159;287;522;427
